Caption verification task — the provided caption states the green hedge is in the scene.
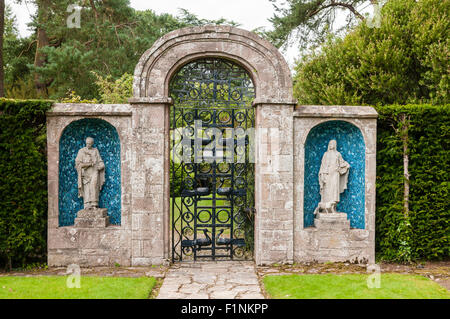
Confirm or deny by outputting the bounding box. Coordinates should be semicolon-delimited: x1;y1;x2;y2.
375;104;449;262
0;100;448;268
0;99;53;269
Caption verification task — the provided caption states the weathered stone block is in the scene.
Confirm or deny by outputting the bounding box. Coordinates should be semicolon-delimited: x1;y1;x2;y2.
74;217;109;228
314;213;350;231
317;234;348;250
75;208;108;219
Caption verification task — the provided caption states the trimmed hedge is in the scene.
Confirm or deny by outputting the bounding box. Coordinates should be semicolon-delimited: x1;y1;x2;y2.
0;99;53;269
375;104;449;262
0;100;448;268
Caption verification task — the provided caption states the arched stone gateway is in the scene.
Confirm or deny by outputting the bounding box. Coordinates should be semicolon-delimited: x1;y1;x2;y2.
128;26;296;266
46;26;377;267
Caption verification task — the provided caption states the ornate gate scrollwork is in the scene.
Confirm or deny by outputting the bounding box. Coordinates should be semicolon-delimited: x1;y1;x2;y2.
170;58;255;261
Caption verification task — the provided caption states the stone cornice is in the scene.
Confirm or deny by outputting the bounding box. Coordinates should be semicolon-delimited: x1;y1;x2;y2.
252;98;298;107
46;103;132;116
128;97;173;105
294;105;378;118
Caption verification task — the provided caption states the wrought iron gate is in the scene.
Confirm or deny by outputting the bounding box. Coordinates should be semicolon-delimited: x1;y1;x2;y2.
170;58;255;262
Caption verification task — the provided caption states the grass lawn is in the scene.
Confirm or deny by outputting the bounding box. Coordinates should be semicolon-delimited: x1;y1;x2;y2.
0;276;156;299
263;273;450;299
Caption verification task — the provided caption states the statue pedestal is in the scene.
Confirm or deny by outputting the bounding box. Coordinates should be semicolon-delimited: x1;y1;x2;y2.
304;212;370;263
314;212;350;231
74;208;109;228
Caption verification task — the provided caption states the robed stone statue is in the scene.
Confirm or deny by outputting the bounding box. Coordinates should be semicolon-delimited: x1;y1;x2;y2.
75;137;105;209
315;140;350;214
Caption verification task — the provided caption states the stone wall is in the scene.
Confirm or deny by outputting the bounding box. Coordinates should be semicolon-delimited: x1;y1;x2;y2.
47;102;378;266
47;103;133;266
47;101;171;267
293;105;377;264
46;26;377;267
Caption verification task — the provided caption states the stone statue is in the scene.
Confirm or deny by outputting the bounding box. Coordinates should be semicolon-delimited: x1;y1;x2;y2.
75;137;105;209
315;140;350;214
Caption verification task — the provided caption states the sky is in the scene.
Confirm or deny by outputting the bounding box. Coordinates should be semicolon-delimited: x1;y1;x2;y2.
6;0;300;68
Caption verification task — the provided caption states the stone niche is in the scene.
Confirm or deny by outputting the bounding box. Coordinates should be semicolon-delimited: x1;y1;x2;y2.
47;104;133;267
293;105;378;264
58;118;121;227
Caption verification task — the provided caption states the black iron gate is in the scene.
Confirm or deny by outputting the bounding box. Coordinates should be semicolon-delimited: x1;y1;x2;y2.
170;58;255;262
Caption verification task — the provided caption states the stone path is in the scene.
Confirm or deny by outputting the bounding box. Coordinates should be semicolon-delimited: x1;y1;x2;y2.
156;261;265;299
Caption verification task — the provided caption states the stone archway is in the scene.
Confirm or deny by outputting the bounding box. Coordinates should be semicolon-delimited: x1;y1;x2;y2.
130;26;296;265
131;25;293;102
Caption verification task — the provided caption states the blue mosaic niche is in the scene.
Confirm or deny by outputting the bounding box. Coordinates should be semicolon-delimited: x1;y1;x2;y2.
304;121;365;229
59;118;121;226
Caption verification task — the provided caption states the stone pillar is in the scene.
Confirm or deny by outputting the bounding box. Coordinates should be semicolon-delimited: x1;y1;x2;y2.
128;97;171;266
254;100;296;265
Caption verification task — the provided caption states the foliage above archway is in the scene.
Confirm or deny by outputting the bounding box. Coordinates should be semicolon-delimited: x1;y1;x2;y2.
294;0;449;106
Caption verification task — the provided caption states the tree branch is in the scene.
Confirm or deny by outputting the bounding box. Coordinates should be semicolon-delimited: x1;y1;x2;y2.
18;40;37;59
89;0;99;23
308;1;365;20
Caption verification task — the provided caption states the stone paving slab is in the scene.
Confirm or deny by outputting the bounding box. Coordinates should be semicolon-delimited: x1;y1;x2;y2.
157;261;265;299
